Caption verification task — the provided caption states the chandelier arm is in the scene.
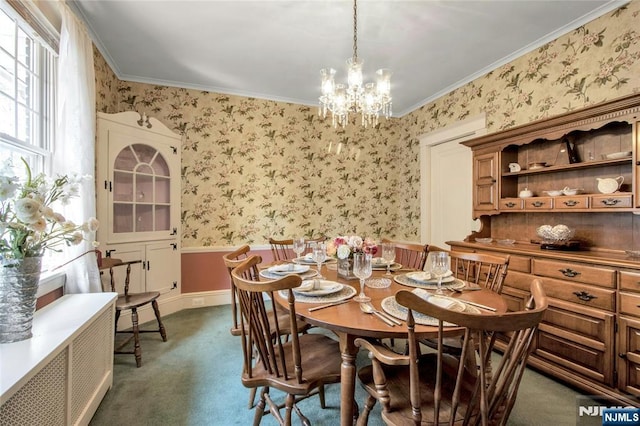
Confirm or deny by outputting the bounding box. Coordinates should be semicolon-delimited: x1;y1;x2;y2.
352;0;358;60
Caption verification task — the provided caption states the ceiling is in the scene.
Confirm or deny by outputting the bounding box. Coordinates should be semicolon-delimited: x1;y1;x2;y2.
69;0;624;117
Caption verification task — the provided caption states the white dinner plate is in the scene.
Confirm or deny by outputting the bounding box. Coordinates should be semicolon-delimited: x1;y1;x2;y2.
406;271;455;284
293;280;343;297
381;295;479;326
267;264;310;275
372;261;402;270
293;256;336;265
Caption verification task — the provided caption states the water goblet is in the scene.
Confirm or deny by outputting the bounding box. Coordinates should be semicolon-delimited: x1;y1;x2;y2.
431;251;449;295
353;252;372;303
293;237;305;261
312;243;326;279
381;242;395;276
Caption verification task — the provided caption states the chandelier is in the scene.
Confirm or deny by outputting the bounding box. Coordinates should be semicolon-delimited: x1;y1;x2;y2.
319;0;392;128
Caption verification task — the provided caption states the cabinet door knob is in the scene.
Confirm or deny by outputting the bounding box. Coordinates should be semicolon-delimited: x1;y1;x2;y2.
573;291;596;302
619;353;628;359
559;268;581;278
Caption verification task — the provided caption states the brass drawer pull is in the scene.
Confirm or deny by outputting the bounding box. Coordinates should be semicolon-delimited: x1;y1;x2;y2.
573;291;597;302
601;198;620;206
563;200;579;207
532;201;545;207
505;202;516;208
559;268;581;278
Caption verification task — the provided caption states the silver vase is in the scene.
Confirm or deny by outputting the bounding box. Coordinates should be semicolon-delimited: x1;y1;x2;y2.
0;256;43;343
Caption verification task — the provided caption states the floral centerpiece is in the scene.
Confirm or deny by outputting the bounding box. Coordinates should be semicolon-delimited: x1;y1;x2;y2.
0;158;99;343
327;236;377;280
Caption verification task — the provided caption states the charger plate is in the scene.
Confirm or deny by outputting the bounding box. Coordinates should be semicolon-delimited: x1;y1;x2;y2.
381;295;480;326
280;284;356;304
394;274;466;290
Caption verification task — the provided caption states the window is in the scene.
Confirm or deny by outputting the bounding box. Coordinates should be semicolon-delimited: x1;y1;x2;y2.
0;1;57;176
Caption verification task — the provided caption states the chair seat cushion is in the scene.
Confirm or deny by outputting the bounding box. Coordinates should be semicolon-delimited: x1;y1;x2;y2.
243;333;341;394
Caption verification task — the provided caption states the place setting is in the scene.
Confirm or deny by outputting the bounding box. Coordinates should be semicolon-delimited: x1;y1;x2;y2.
259;263;318;280
281;278;357;306
381;288;482;326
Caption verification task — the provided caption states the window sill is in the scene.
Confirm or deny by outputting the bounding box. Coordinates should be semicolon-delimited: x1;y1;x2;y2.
37;271;66;298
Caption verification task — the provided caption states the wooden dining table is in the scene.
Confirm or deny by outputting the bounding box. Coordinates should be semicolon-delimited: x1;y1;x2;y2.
272;261;509;426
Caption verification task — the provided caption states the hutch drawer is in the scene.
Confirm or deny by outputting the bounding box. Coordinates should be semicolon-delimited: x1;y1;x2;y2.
523;197;552;210
499;198;522;210
620;270;640;293
532;259;616;288
619;292;640;318
508;255;531;273
590;193;633;209
553;195;589;210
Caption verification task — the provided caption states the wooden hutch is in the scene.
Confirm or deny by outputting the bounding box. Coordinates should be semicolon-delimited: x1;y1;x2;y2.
448;93;640;406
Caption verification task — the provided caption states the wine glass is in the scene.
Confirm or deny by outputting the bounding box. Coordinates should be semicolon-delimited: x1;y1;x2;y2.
431;251;449;295
312;243;326;279
293;237;305;261
353;252;372;303
381;242;395;276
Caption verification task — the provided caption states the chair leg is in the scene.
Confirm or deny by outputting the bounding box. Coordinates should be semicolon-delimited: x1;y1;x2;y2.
284;394;295;426
151;299;167;341
130;307;142;368
253;387;268;426
318;383;326;408
247;387;257;409
356;395;377;426
114;309;121;333
292;402;310;426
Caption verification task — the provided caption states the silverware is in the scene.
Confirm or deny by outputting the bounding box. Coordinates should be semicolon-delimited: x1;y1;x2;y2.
308;299;350;312
364;302;402;325
460;300;496;312
360;303;395;326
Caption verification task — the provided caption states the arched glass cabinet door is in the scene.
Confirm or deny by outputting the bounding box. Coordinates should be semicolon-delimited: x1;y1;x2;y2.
112;143;171;234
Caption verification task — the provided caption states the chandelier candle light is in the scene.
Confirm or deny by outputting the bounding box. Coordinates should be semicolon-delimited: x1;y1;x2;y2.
319;0;392;128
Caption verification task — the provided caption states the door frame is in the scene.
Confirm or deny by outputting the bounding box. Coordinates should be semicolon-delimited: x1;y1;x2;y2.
419;113;487;244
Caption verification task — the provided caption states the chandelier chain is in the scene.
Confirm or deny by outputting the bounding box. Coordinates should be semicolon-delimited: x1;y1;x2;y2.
352;0;358;60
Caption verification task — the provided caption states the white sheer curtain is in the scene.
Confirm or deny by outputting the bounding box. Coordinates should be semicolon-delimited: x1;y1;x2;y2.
53;4;100;293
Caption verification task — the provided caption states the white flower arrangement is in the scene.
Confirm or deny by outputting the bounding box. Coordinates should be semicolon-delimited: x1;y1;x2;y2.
0;159;98;261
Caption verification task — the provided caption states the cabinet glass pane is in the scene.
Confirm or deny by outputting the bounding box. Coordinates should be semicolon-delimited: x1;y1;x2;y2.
132;144;156;164
152;155;169;177
137;164;153;174
136;174;154;203
113;204;133;233
113;171;133;202
114;146;136;171
155;205;170;231
135;204;153;232
156;177;170;203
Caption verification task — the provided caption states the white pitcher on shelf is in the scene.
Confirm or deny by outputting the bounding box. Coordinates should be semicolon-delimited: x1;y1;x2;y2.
596;176;624;194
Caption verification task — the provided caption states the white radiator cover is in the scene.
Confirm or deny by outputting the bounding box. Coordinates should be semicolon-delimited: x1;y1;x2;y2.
0;293;116;426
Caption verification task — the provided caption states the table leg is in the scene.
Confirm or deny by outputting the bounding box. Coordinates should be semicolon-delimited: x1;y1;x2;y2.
339;333;358;426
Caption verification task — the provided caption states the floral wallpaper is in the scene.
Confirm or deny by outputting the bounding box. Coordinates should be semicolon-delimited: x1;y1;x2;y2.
94;2;640;249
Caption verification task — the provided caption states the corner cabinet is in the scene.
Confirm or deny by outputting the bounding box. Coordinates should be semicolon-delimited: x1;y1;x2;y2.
96;112;182;296
453;93;640;407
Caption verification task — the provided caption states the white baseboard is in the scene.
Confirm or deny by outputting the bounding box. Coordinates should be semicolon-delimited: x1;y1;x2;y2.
116;290;231;329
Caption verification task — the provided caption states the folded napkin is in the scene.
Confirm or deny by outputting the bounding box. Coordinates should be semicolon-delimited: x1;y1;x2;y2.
411;288;457;310
304;253;314;261
270;264;297;273
407;270;452;282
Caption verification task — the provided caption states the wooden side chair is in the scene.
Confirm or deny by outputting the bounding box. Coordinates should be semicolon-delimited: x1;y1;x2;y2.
355;279;548;426
268;237;295;261
381;239;429;271
222;245;251;336
231;255;341;425
99;256;167;368
450;251;511;294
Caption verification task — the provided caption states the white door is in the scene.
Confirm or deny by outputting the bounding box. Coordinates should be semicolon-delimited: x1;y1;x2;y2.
420;114;487;249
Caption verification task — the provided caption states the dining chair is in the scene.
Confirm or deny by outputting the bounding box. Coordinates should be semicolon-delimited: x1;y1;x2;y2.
420;250;511;357
231;255;342;425
222;245;251;336
449;251;511;294
268;237;295;261
381;239;429;271
355;279;547;426
99;255;167;368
